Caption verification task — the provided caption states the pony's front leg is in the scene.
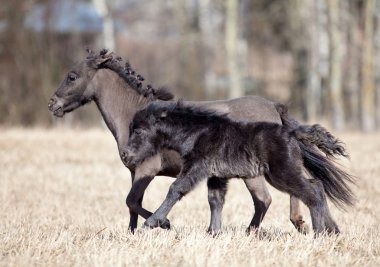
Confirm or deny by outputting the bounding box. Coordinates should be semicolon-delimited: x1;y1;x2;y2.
126;155;170;232
144;168;207;229
126;174;154;231
127;172;139;231
126;175;171;230
207;177;228;234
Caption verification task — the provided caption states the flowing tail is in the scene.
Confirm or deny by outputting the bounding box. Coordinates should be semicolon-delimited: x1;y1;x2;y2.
275;103;348;158
296;141;355;208
275;103;356;208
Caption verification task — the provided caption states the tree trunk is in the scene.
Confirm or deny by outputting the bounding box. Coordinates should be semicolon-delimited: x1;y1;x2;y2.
92;0;115;50
373;0;380;128
288;0;312;121
346;1;361;128
308;0;323;121
327;0;345;130
360;0;375;131
198;0;223;99
316;0;330;119
174;0;205;99
225;0;243;99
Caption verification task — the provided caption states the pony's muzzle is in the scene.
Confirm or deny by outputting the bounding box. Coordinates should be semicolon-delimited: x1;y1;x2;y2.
48;95;65;117
121;150;136;166
48;97;57;111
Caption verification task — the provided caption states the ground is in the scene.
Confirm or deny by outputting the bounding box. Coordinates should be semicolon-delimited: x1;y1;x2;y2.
0;128;379;267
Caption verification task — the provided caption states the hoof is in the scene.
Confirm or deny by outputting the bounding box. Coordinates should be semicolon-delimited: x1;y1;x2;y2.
326;226;340;235
159;218;171;230
143;217;170;230
128;227;137;234
245;226;259;235
291;216;309;235
297;222;310;235
207;228;221;237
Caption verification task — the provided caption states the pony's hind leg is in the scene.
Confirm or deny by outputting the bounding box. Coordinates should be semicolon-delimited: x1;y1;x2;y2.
207;177;228;234
265;169;338;235
308;180;340;234
244;177;272;233
290;195;309;234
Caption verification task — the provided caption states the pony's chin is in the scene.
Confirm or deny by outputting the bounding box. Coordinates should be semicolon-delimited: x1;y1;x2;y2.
53;107;65;117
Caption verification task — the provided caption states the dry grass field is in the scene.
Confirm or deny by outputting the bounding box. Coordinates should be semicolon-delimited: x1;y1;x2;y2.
1;128;379;267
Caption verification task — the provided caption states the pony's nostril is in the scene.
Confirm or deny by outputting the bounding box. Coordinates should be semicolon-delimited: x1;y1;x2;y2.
48;98;56;108
121;151;128;160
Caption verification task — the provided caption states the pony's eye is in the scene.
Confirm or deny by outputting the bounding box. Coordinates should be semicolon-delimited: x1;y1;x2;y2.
68;73;78;82
134;129;143;135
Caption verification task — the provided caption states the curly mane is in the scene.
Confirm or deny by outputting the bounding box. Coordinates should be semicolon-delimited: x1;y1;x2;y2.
146;101;230;124
86;48;174;101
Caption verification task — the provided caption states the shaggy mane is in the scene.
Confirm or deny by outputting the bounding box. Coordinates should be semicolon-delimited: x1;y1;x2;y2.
86;48;174;101
147;101;230;123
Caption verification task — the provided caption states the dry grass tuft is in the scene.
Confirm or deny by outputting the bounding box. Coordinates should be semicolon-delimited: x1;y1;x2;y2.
0;128;379;266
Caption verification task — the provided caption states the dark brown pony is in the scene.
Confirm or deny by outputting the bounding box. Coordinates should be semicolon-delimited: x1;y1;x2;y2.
125;101;355;234
49;48;310;233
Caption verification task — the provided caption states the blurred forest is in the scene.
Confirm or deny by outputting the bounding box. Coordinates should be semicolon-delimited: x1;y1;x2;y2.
0;0;380;131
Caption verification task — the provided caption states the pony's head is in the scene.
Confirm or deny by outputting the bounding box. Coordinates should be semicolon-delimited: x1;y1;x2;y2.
122;103;173;166
48;48;113;117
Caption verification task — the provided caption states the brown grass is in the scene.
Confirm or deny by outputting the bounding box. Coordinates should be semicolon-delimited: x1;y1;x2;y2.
0;128;379;267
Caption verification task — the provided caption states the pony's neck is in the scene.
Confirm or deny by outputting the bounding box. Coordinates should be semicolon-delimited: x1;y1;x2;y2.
91;69;152;152
162;118;208;157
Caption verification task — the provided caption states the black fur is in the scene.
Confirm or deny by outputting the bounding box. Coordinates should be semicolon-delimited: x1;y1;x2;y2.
299;143;355;208
125;102;356;234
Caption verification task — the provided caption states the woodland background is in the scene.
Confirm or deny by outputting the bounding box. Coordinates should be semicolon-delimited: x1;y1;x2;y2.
1;0;380;131
1;2;380;266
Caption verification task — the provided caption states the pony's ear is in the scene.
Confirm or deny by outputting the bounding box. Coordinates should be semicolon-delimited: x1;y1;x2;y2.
94;53;113;67
85;47;95;55
87;49;113;68
176;99;184;108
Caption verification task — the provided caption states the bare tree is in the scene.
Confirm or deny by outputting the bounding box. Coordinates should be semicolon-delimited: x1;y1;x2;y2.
375;0;380;127
326;0;345;130
173;0;205;99
288;0;316;121
225;0;243;98
307;1;321;122
92;0;115;50
345;0;361;128
360;0;375;131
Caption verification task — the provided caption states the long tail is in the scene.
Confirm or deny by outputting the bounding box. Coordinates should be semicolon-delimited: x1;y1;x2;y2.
275;103;355;208
275;103;348;158
297;142;355;208
293;124;355;208
293;124;348;158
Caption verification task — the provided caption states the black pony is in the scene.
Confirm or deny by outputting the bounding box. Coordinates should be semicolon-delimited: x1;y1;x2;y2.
124;102;355;234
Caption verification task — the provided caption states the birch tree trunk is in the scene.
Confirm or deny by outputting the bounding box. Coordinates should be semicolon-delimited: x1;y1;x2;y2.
373;0;380;128
198;0;222;99
346;1;361;128
327;0;345;130
92;0;115;50
308;0;323;121
225;0;243;99
288;0;312;121
361;0;375;131
174;1;205;99
316;0;330;119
